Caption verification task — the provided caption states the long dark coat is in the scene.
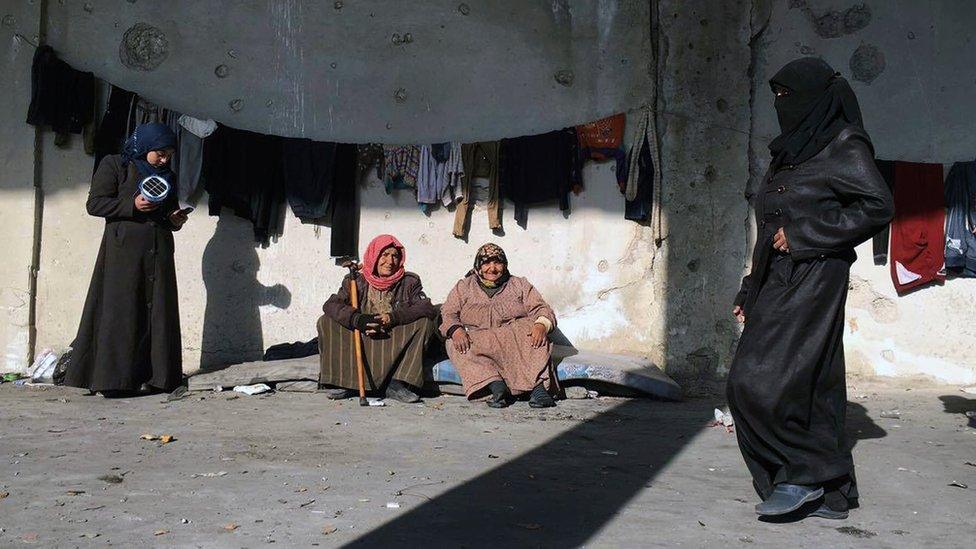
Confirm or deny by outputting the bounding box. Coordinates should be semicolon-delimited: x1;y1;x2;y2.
65;155;183;392
727;126;893;506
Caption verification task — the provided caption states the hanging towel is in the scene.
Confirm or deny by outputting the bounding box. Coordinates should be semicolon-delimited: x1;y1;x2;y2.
889;161;946;293
499;127;582;228
383;145;421;192
944;160;976;277
872;159;896;265
26;45;95;136
281;138;338;222
93;85;137;172
203;124;286;243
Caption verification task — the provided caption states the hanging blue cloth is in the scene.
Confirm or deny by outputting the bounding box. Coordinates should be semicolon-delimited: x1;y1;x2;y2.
120;122;177;179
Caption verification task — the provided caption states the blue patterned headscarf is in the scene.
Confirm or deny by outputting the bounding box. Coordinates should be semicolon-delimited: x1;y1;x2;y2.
121;122;177;178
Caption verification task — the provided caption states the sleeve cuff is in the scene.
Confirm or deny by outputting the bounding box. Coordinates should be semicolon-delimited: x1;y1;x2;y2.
534;316;553;333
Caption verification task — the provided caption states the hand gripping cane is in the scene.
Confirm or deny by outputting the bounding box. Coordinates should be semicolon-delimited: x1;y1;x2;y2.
344;262;368;406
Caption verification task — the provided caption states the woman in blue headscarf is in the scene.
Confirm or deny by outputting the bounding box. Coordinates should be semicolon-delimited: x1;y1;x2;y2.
65;122;190;397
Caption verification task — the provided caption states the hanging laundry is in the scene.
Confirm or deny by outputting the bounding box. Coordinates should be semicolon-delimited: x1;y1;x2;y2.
416;144;450;210
944;160;976;278
328;143;360;258
356;143;384;184
622;134;654;222
500;128;582;228
281;138;338;222
175;114;216;209
577;113;627;188
444;141;464;206
26;45;95;140
93;85;136;172
889;161;946;293
203;124;286;244
454;141;501;238
383;145;421;192
872;159;896;265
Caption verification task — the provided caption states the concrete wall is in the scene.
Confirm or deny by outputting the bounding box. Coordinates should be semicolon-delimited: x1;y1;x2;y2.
2;1;974;387
750;0;976;385
0;3;39;372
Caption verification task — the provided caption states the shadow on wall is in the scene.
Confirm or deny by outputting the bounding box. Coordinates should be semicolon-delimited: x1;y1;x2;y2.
341;397;713;548
200;212;291;371
939;395;976;428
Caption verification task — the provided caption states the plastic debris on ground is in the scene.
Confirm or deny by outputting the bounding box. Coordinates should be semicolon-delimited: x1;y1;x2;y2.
140;434;175;444
2;372;24;383
880;409;901;419
711;408;735;432
27;349;62;383
385;502;400;509
232;383;273;396
367;398;386;407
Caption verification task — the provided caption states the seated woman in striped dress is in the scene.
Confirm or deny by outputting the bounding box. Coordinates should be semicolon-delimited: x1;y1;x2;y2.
318;234;437;403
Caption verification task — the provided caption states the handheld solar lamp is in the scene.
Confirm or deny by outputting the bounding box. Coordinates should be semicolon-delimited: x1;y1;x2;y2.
138;175;171;204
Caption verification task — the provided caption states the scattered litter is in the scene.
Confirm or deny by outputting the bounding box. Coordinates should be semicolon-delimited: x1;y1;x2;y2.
388;470;396;476
0;491;8;499
836;526;876;538
98;474;124;484
964;461;976;468
564;386;589;399
948;481;968;489
358;498;370;503
181;518;190;524
488;454;499;459
82;505;105;512
698;520;706;527
367;398;386;407
960;386;976;395
223;523;239;531
154;529;168;536
601;450;618;456
79;532;100;539
711;408;735;432
233;383;273;396
516;523;542;530
385;502;401;509
300;499;316;508
27;349;64;383
1;372;22;383
66;490;85;496
880;410;901;419
322;524;338;535
140;434;175;444
193;471;228;478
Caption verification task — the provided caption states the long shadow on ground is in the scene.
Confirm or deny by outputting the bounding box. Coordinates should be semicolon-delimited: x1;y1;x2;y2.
342;397;887;547
342;398;713;548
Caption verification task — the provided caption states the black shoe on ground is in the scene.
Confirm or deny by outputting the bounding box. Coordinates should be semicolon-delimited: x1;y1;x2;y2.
807;502;849;520
487;380;511;408
324;388;357;400
528;383;556;408
755;483;824;516
386;380;421;403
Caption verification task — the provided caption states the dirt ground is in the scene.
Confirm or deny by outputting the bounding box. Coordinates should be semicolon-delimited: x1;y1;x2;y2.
0;377;973;548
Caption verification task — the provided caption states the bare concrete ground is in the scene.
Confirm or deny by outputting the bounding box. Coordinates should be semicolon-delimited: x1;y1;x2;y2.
0;378;973;548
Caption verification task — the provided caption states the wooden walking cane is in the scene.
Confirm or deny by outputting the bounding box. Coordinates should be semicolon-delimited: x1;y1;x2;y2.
345;262;368;407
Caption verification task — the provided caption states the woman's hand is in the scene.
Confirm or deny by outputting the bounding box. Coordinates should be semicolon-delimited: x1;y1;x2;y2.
772;227;790;253
451;327;471;354
134;195;159;212
529;322;548;348
168;209;189;228
732;305;746;324
376;313;393;328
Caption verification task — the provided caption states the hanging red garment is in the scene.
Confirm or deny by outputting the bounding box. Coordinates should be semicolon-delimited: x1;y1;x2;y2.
576;113;625;160
889;161;946;293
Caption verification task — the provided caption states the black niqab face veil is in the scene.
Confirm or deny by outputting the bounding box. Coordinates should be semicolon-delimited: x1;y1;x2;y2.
768;57;866;169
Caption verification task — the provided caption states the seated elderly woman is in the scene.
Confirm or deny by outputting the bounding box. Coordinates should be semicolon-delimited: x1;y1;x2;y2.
318;234;437;403
440;243;557;408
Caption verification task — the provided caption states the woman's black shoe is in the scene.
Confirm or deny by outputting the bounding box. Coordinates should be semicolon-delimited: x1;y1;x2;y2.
386;380;421;403
528;383;555;408
487;380;511;408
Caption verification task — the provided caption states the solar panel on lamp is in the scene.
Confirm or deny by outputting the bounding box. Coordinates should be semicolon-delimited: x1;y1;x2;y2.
139;175;171;204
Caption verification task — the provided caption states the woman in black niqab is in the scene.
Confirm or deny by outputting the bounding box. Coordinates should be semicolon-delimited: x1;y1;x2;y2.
726;58;893;521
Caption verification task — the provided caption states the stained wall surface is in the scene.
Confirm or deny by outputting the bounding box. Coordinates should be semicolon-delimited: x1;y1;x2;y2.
750;0;976;384
2;1;973;387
